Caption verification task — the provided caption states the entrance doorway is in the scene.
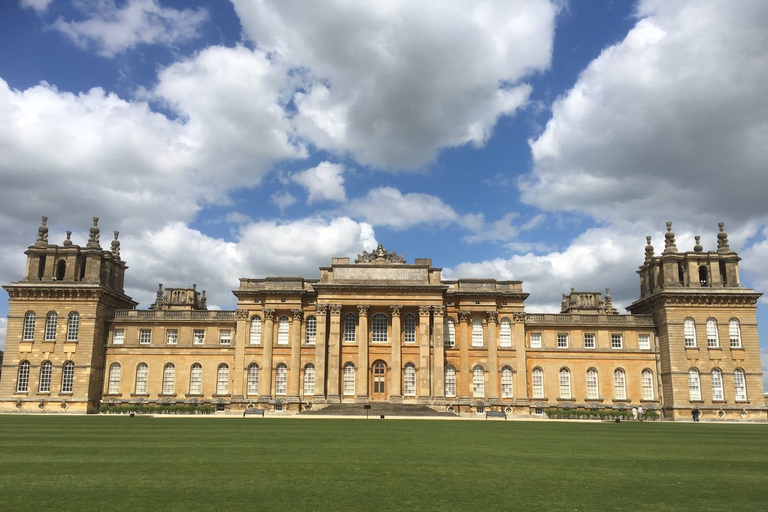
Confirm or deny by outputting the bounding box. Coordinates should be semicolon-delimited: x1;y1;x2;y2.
371;361;387;401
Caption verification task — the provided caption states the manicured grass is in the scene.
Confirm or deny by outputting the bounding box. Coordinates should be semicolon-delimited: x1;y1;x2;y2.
0;416;766;511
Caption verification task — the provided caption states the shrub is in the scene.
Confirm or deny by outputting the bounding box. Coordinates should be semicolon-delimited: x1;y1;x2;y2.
99;404;215;415
544;408;651;420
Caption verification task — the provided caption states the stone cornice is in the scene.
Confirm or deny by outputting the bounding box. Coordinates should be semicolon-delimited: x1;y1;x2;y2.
4;284;137;308
628;290;761;313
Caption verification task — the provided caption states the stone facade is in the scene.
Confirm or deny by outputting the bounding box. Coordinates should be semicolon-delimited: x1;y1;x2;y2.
1;220;765;421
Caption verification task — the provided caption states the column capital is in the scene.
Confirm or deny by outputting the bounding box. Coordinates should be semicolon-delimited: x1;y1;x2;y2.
390;305;402;317
291;308;304;321
512;312;525;322
457;311;470;323
315;303;328;315
263;308;275;320
357;304;370;317
236;309;249;320
432;304;445;316
329;304;342;316
486;310;498;323
418;305;431;317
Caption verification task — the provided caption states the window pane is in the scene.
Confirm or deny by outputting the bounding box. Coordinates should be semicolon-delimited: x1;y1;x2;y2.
500;319;511;347
107;363;120;394
706;319;719;348
23;312;36;341
611;334;623;349
614;370;626;400
711;369;723;401
638;334;650;350
250;316;262;344
162;364;175;394
247;364;260;395
688;369;701;401
684;318;696;347
557;333;568;348
530;333;541;348
501;367;513;398
39;361;52;392
277;316;290;345
472;318;483;347
729;319;742;348
532;368;543;398
641;369;653;400
45;312;57;341
275;364;288;395
66;312;79;341
734;369;747;401
343;364;355;395
135;364;148;394
190;364;202;395
217;364;229;395
344;313;357;343
587;369;599;399
372;314;388;343
404;314;416;344
444;366;456;397
404;364;416;396
473;366;484;397
584;334;595;349
444;319;455;347
62;361;75;393
559;368;571;399
113;329;124;345
304;365;315;395
305;316;317;345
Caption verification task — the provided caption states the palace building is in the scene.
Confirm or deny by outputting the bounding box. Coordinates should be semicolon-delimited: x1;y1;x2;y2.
0;217;765;421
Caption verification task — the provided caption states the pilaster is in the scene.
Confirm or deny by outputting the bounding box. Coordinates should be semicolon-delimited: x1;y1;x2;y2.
258;309;275;400
417;305;432;402
486;310;499;402
356;304;370;401
287;308;303;402
326;304;342;402
313;304;328;400
389;305;402;402
458;311;471;401
432;305;445;400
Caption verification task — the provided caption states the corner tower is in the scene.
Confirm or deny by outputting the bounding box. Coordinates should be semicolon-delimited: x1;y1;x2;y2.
0;217;137;413
627;222;765;421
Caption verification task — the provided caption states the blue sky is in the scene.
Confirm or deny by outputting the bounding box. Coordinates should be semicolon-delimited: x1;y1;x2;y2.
1;1;767;389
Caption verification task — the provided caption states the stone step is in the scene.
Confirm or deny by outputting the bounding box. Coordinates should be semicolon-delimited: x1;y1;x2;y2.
302;403;456;417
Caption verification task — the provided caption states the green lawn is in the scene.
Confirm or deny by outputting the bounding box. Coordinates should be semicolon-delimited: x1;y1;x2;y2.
0;416;766;511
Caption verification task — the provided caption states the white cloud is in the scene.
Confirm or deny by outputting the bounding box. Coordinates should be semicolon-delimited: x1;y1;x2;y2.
520;0;768;229
291;161;347;204
124;217;377;308
52;0;209;57
463;213;546;243
233;0;559;169
270;191;297;211
20;0;54;14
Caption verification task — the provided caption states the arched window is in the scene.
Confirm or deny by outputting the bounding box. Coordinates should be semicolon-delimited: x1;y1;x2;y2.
16;361;30;392
304;364;315;395
684;318;696;348
559;368;571;399
44;312;57;341
444;318;455;347
733;369;747;401
586;368;599;399
62;361;75;393
305;316;317;345
641;369;654;400
688;368;701;401
277;316;290;345
711;368;724;401
699;266;708;286
344;313;357;343
189;364;203;395
473;365;484;398
501;366;513;398
135;363;148;395
66;312;79;341
275;364;288;395
532;367;544;399
404;314;416;343
343;363;355;395
372;313;388;343
500;318;512;347
444;365;456;397
471;317;483;347
729;319;742;348
247;364;260;395
614;369;626;400
22;312;36;341
706;318;719;348
403;363;416;396
249;316;262;345
162;363;175;395
39;361;53;393
217;364;230;395
56;259;66;281
106;363;120;394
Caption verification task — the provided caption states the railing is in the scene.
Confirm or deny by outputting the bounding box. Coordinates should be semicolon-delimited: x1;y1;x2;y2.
525;313;654;326
114;310;237;320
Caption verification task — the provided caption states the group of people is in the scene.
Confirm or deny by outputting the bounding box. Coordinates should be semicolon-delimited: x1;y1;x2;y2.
631;406;645;421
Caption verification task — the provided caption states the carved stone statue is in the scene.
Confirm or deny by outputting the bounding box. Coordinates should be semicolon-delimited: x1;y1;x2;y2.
355;244;406;264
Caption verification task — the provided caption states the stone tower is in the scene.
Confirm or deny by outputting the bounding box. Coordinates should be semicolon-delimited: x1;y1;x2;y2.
0;217;136;413
627;222;765;421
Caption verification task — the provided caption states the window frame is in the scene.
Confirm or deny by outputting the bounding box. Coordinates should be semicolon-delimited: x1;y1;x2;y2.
403;363;416;396
189;363;203;395
135;363;148;395
586;368;599;399
472;365;484;398
471;317;483;347
22;312;36;341
61;360;75;393
614;369;627;400
499;318;512;347
559;367;571;399
501;366;513;398
305;316;317;345
444;365;456;397
343;363;355;395
166;329;178;345
219;329;232;345
611;334;623;349
706;318;719;348
403;314;416;344
684;318;697;348
38;360;53;393
193;329;205;345
641;369;654;400
711;368;724;401
530;332;542;348
44;312;57;342
583;333;596;349
113;328;125;345
733;369;747;401
444;318;455;347
139;329;152;345
638;334;651;350
249;316;262;345
344;312;357;343
162;363;175;395
66;312;79;342
217;364;230;395
107;363;121;395
688;368;701;401
277;316;290;345
275;364;288;396
729;319;742;348
372;313;388;344
303;364;315;396
557;333;569;348
531;367;544;398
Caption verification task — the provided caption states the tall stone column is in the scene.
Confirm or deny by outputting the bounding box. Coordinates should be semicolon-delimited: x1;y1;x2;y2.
356;305;370;401
432;305;445;400
486;310;499;403
458;311;471;402
313;304;328;400
258;309;275;400
326;304;342;402
288;308;303;403
232;309;249;399
417;305;432;403
389;305;402;402
513;312;528;405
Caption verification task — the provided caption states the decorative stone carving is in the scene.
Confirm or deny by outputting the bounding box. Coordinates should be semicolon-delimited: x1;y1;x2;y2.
644;236;654;262
486;310;498;323
512;312;525;322
36;216;49;245
356;304;369;317
63;231;73;247
432;304;445;316
457;311;470;323
200;290;207;310
389;305;402;317
329;304;342;316
291;308;304;321
315;303;328;315
663;221;677;253
87;217;101;248
355;244;406;264
236;309;249;320
694;236;703;253
111;231;121;257
262;308;276;320
717;222;730;253
418;305;431;317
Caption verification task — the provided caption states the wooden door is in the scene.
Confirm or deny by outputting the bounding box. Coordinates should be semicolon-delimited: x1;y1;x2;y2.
371;361;387;401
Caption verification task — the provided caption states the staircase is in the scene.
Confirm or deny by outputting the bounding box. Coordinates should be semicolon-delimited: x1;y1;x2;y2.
302;402;457;417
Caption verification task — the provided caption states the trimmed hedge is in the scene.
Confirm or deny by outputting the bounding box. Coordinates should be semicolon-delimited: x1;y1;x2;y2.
99;404;216;415
544;408;660;421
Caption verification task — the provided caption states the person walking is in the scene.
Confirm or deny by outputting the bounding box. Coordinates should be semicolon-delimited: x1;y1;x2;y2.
632;407;638;421
692;407;700;422
637;405;644;421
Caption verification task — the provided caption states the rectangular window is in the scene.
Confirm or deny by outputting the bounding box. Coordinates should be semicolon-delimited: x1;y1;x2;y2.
638;334;651;350
530;333;542;348
557;333;568;348
611;334;623;349
139;329;151;345
219;329;232;345
113;329;125;345
584;333;595;349
193;329;205;345
166;329;178;345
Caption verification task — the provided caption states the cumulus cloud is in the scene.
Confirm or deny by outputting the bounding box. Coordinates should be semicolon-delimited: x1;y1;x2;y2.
52;0;209;57
520;0;768;229
233;0;559;168
20;0;54;14
291;161;347;204
463;213;546;243
271;191;297;211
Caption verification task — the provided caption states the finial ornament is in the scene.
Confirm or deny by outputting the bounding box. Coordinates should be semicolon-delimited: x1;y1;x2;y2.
63;231;73;247
717;222;730;253
111;231;120;257
694;235;703;253
355;244;406;264
644;236;654;262
87;217;101;248
36;216;49;246
200;290;207;310
663;221;677;253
